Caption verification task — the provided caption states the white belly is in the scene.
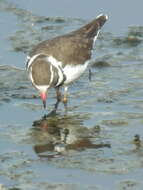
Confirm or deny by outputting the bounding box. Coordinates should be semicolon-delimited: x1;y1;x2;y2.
63;61;89;85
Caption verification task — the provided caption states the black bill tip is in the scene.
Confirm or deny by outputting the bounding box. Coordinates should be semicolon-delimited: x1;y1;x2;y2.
43;100;46;109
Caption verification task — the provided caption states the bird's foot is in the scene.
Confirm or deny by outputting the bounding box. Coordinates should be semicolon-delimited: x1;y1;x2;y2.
43;109;57;118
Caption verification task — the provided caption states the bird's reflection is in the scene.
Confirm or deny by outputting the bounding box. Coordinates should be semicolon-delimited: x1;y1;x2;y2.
31;114;111;159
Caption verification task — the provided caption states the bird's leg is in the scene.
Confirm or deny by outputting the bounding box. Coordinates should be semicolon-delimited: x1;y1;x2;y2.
46;87;62;117
62;86;68;113
53;87;62;112
49;86;68;115
89;68;92;81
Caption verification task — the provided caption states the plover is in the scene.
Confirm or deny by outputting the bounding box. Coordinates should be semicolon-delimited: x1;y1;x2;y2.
26;14;108;112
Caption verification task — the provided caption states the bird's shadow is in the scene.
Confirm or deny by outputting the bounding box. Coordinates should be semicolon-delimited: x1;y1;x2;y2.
31;113;111;160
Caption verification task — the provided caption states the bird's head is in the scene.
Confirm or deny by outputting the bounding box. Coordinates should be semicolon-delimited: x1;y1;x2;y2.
27;54;64;109
28;54;52;109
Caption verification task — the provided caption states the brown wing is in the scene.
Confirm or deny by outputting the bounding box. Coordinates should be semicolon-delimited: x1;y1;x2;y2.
30;34;93;66
29;15;107;66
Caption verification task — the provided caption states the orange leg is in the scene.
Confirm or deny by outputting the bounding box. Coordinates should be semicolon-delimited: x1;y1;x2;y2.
62;86;68;112
50;86;68;114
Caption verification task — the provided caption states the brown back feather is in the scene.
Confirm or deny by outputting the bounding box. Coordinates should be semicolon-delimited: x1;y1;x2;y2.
29;15;107;66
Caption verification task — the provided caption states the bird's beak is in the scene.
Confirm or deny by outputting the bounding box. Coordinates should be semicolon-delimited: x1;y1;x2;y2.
43;100;46;109
40;92;47;109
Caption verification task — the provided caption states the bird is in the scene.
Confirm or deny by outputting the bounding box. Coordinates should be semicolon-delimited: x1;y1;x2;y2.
26;14;108;113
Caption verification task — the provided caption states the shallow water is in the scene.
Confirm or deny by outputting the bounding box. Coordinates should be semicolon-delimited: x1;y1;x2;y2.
1;0;143;190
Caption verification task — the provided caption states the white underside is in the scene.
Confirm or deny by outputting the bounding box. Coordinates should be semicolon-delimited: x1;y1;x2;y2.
27;54;90;92
63;61;89;85
47;56;89;85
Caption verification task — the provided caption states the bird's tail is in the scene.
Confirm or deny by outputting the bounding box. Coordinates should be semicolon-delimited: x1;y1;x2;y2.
73;14;108;39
